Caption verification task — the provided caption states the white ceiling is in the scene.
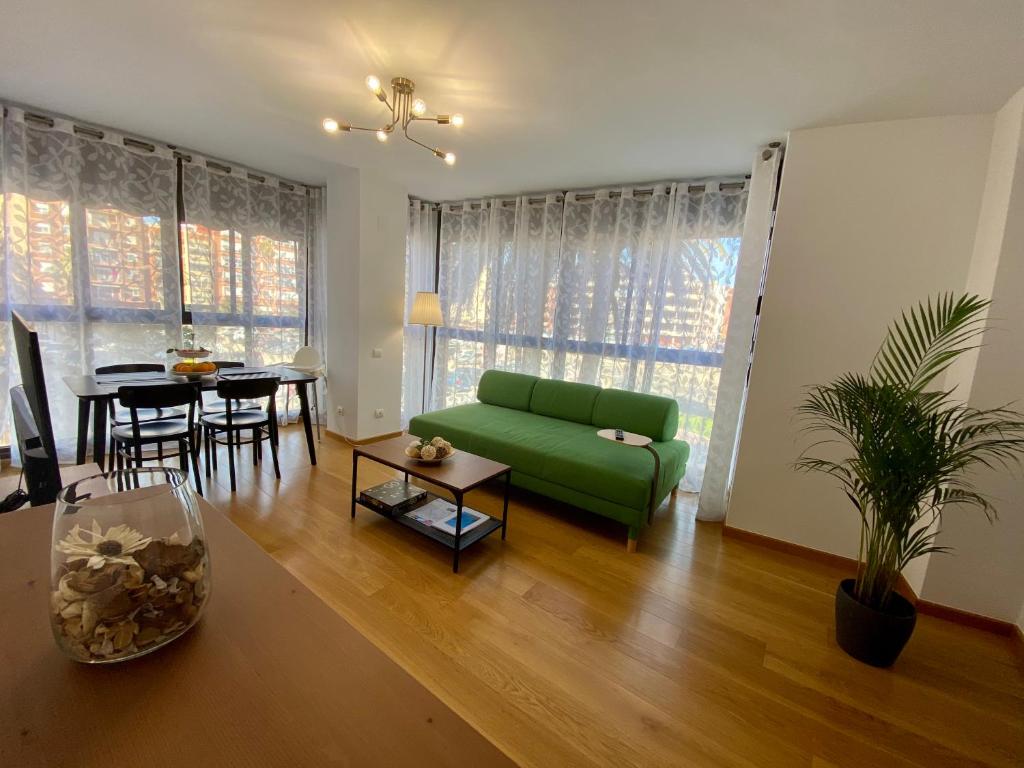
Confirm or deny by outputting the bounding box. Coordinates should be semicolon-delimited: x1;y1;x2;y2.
1;0;1022;200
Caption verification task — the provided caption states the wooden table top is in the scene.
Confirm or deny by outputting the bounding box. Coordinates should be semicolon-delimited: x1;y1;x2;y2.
0;497;515;768
64;366;317;401
355;436;511;494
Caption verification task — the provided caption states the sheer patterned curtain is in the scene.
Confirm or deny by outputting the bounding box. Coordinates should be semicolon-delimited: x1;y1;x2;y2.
429;181;748;490
402;200;438;425
0;106;181;456
306;187;328;418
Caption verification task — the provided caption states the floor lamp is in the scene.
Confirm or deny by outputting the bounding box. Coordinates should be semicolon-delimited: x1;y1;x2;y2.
409;291;443;415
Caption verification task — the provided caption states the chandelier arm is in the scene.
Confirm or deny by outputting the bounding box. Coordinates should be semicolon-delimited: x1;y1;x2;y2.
346;125;387;133
402;129;442;156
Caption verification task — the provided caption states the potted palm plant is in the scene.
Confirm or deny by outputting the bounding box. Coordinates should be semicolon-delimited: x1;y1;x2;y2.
796;294;1024;667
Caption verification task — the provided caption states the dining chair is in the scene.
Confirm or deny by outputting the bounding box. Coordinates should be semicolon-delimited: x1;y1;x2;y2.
201;362;261;415
111;382;203;496
201;376;281;492
286;345;324;441
96;363;185;471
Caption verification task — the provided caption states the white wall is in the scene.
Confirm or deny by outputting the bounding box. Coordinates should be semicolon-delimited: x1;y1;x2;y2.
920;88;1024;622
323;164;407;441
353;172;407;439
726;114;994;596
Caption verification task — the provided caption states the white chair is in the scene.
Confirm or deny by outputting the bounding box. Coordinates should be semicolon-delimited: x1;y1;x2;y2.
286;346;325;441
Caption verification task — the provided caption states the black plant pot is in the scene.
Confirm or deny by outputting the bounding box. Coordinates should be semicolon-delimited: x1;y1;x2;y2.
834;578;916;667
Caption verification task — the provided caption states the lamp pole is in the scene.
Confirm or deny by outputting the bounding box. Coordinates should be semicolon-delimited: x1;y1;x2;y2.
409;292;443;417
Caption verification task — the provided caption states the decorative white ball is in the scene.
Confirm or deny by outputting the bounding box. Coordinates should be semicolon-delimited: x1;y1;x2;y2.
404;446;420;458
420;444;437;460
430;436;446;447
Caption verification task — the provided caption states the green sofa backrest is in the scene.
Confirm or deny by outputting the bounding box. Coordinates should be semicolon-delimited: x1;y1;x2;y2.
529;379;602;424
475;369;679;442
592;388;679;442
476;370;538;411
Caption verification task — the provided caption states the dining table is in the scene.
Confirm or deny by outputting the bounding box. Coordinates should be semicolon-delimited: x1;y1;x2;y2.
0;494;515;768
63;366;319;469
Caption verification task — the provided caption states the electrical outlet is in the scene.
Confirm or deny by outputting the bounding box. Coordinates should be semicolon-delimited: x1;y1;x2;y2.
335;406;344;416
373;408;384;418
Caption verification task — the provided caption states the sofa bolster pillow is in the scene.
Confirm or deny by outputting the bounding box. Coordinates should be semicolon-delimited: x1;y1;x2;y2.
476;370;539;411
529;379;601;424
591;388;679;442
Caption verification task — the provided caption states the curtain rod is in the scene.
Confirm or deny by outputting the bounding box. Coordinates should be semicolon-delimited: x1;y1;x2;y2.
412;179;749;211
5;106;320;194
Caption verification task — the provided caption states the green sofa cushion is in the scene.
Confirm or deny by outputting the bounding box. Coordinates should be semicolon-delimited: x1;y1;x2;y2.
591;388;679;442
476;370;538;411
529;379;601;424
539;432;688;509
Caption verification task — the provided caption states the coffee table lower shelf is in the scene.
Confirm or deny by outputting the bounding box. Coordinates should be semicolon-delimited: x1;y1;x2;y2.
361;494;506;551
350;439;512;573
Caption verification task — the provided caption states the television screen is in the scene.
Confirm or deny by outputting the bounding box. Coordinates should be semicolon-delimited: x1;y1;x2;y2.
10;311;61;506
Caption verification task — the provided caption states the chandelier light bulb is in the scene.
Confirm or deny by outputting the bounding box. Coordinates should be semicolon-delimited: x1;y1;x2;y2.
365;75;381;93
322;117;340;134
444;152;456;166
451;113;464;127
376;129;389;143
411;99;427;116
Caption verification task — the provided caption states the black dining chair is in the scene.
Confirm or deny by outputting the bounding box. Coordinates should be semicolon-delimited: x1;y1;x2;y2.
112;383;203;496
201;376;281;492
201;362;262;416
96;364;185;471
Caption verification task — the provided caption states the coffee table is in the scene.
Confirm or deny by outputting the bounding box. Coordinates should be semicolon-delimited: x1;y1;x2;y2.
350;436;512;573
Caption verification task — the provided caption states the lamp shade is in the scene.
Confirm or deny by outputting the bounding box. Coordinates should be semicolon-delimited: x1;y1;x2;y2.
409;291;444;326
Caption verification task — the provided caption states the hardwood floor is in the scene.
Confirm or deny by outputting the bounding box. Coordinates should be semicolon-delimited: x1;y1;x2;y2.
45;428;1024;766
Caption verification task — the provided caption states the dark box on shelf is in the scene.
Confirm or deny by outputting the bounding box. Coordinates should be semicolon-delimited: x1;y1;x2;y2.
359;480;429;516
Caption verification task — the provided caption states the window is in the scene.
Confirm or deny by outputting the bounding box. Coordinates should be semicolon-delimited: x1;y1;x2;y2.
1;111;318;454
413;183;748;490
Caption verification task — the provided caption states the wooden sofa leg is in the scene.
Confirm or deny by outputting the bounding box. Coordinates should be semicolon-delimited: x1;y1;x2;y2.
626;538;638;553
626;526;639;553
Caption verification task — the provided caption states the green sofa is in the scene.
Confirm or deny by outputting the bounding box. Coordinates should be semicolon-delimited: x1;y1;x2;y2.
408;370;689;549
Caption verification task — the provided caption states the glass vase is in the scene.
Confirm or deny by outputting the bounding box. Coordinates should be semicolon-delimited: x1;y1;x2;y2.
49;468;210;663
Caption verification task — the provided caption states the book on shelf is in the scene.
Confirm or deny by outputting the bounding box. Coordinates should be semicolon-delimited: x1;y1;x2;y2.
359;480;428;515
404;499;490;535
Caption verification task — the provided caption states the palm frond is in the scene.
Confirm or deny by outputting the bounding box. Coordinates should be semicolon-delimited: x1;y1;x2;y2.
870;293;990;391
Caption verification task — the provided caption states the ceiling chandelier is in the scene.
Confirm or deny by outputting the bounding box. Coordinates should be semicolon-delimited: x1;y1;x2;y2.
322;75;464;166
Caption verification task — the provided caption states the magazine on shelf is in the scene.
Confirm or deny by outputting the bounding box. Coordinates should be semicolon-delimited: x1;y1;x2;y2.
403;499;453;527
404;499;490;535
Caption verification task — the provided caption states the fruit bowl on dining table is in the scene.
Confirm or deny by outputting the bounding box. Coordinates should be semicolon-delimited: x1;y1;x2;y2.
171;361;218;380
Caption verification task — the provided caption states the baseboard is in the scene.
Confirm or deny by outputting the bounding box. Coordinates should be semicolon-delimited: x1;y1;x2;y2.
324;428;403;446
913;599;1021;637
723;524;864;572
720;525;1022;643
